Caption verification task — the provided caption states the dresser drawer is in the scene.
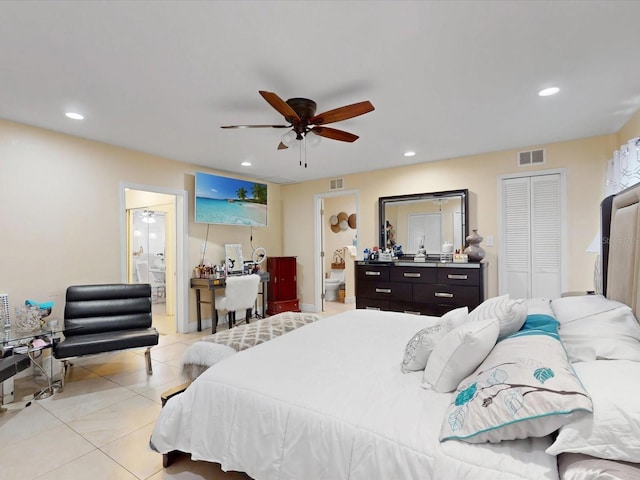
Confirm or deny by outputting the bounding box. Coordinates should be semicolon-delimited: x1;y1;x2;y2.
413;284;481;307
356;297;390;311
357;281;412;302
389;300;434;316
356;264;390;282
390;267;437;284
436;268;480;286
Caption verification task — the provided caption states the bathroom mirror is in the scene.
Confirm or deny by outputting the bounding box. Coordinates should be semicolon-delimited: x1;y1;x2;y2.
379;189;469;257
224;244;244;273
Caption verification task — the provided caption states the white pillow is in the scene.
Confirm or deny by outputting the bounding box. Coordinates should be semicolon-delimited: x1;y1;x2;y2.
546;360;640;462
401;307;469;373
422;317;499;393
526;297;554;317
551;296;640;362
469;294;527;338
551;294;625;325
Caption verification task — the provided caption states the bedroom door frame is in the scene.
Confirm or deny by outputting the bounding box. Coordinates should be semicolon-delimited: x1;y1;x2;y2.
120;182;189;334
313;189;359;313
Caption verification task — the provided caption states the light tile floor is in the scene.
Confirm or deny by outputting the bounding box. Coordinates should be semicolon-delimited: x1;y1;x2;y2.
0;301;353;480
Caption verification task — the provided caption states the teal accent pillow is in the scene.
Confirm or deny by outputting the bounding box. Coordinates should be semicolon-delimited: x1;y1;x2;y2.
440;314;593;444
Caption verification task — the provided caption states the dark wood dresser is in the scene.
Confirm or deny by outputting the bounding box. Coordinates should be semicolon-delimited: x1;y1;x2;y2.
355;261;487;316
266;256;300;315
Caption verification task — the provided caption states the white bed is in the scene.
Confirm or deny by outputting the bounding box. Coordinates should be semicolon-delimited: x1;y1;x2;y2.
151;184;640;479
152;310;558;479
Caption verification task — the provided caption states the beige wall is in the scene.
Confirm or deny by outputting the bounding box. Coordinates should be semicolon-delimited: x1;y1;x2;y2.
283;133;625;308
0;119;283;331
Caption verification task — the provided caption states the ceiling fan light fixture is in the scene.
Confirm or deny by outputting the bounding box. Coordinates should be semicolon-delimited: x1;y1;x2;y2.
281;130;298;146
306;133;321;147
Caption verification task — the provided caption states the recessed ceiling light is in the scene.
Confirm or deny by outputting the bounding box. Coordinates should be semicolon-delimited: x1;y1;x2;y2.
538;87;559;97
404;151;416;157
65;112;84;120
241;161;252;167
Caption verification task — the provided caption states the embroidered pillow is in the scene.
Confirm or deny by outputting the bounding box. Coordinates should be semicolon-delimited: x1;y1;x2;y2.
401;307;468;373
422;317;499;393
469;294;527;338
440;314;593;443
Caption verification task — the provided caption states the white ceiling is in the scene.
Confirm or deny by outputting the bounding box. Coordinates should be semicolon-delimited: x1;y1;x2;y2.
2;1;640;184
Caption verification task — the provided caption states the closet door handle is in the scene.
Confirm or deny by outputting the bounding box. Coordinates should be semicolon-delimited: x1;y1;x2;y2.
435;292;454;298
375;288;392;294
365;271;381;276
403;272;421;278
448;274;468;280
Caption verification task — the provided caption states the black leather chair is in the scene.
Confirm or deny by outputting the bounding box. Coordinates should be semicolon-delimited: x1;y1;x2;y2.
53;284;159;379
0;354;31;408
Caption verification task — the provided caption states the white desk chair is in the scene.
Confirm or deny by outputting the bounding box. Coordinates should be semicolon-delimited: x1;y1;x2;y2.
215;274;260;330
136;260;166;299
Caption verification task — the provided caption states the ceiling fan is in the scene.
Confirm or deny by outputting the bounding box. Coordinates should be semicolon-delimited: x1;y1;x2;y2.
221;91;375;162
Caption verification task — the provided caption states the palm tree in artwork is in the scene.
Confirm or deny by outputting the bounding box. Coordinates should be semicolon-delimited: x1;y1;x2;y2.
236;187;247;200
251;183;267;204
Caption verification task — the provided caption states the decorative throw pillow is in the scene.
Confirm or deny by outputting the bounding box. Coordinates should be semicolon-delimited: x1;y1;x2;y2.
468;294;527;338
439;314;593;444
422;317;499;393
551;296;640;362
401;307;469;373
546;360;640;462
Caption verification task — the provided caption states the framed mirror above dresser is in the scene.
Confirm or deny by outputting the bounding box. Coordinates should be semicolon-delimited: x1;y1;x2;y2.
378;189;469;257
356;188;485;316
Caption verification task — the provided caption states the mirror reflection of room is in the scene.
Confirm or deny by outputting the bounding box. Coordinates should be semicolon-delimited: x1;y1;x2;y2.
224;243;244;274
380;190;467;256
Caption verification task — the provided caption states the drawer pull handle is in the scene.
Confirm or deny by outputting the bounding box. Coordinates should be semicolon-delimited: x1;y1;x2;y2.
403;272;421;278
365;306;381;311
435;292;454;298
365;271;381;276
404;310;421;315
448;274;468;280
375;288;392;294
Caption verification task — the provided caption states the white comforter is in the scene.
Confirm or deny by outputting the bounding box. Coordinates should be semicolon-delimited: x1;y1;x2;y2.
151;309;559;480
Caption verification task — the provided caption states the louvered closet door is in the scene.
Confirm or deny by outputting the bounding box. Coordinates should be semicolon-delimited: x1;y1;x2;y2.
500;173;562;299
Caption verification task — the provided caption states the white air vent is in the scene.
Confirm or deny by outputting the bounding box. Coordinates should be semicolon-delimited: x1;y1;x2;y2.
330;178;344;190
518;149;545;167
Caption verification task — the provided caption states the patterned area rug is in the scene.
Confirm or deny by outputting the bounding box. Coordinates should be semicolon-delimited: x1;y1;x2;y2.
180;311;320;380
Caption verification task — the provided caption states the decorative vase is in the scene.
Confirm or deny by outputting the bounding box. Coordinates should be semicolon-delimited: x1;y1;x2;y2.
464;229;485;262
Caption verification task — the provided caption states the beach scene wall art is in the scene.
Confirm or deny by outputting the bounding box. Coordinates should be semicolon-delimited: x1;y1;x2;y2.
195;171;267;226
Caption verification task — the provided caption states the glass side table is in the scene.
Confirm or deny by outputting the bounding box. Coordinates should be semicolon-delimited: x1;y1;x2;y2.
2;321;65;400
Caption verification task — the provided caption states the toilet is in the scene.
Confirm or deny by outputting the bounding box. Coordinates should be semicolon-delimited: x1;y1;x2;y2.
325;269;346;302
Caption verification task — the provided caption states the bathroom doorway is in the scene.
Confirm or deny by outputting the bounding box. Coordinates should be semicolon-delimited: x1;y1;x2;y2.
314;190;359;313
121;184;188;335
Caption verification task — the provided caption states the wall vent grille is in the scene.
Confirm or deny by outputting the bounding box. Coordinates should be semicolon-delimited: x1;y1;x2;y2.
518;149;545;167
330;178;344;190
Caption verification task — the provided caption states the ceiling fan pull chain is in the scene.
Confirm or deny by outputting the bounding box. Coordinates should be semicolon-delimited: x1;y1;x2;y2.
304;136;308;168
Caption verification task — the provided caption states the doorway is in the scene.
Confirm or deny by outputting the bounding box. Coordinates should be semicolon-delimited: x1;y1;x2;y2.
314;190;359;313
121;183;188;334
498;169;566;298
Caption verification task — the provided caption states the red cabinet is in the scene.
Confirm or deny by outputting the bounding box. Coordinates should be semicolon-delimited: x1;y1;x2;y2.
266;256;300;315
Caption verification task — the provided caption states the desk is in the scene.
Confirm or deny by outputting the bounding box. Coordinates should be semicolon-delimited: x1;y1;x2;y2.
190;272;270;333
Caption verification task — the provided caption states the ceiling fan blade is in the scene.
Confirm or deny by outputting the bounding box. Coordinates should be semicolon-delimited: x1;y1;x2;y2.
277;142;289;150
310;101;374;125
311;126;359;142
259;91;301;123
221;124;289;129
